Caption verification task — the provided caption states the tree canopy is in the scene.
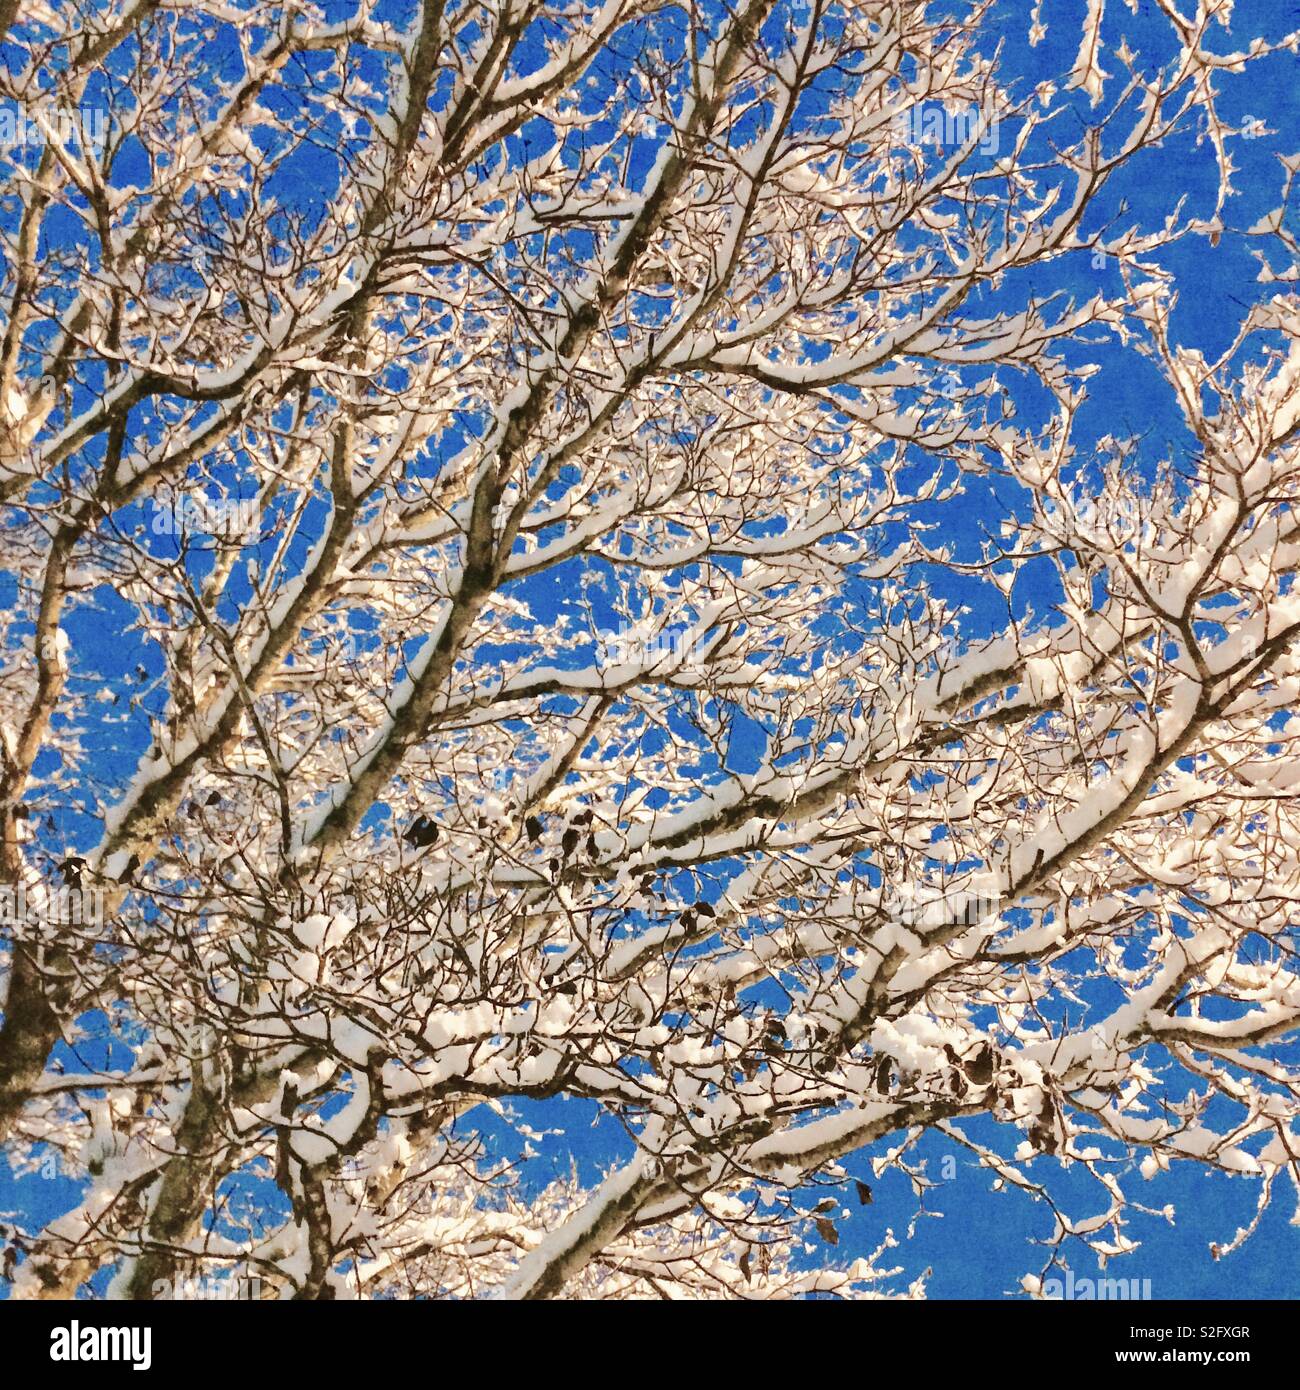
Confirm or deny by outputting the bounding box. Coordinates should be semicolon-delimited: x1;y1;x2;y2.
1;0;1299;1300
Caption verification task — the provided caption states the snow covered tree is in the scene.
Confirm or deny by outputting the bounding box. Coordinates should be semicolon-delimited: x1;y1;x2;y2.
1;0;1298;1299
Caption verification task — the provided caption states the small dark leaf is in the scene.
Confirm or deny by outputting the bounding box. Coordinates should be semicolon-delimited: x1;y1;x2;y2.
525;815;544;843
57;856;86;888
855;1180;873;1206
814;1217;839;1246
404;815;439;848
873;1054;892;1094
279;1080;299;1121
964;1042;995;1087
